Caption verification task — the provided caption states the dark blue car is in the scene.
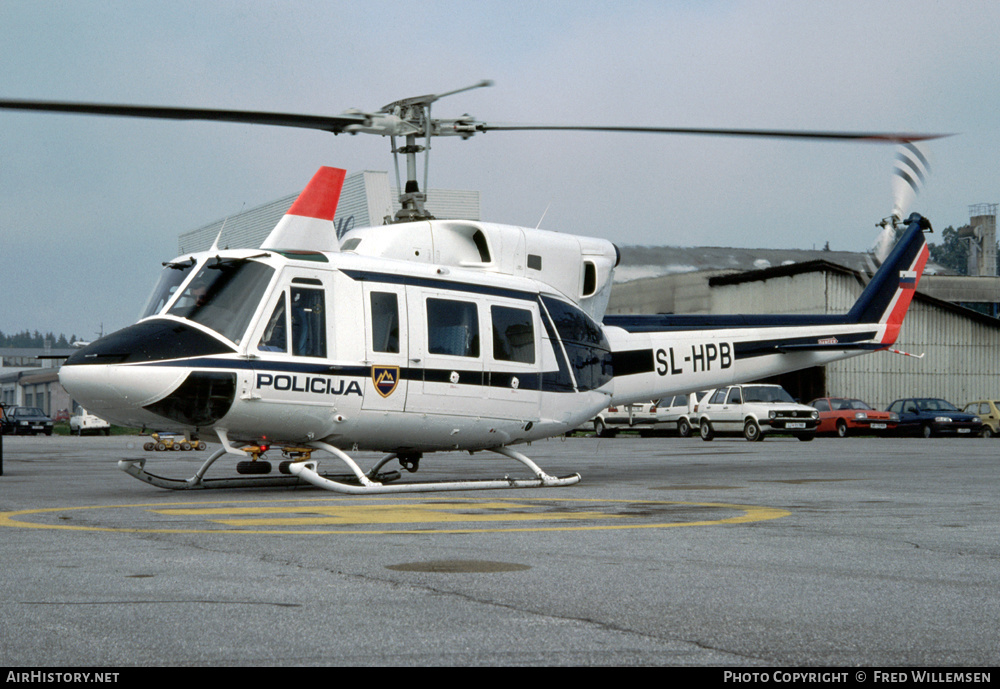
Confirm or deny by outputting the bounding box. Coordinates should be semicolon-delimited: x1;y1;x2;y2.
886;398;983;438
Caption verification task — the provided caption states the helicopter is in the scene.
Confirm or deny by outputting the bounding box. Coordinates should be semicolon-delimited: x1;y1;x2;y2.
0;82;940;494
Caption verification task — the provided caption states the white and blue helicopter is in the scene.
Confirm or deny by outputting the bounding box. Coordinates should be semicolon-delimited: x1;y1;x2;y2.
0;83;941;494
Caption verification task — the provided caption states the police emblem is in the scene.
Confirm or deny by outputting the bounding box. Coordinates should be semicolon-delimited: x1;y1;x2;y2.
373;366;400;398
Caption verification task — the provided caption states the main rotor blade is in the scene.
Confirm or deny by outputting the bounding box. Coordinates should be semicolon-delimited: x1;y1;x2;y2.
0;98;950;143
474;123;950;143
0;99;368;133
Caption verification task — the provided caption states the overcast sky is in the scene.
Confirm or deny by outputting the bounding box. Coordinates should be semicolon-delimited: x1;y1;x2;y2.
2;0;998;339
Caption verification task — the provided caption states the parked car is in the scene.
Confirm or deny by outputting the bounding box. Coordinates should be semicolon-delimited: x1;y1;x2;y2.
592;400;671;437
961;400;999;438
1;406;54;435
886;398;983;438
69;408;111;435
660;391;710;438
808;397;898;437
695;384;819;441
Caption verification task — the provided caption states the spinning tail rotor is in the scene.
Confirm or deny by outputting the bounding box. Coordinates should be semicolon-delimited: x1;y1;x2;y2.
874;142;932;261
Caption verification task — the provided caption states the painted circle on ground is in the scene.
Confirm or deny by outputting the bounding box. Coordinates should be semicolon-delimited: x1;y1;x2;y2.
0;496;790;535
386;560;531;573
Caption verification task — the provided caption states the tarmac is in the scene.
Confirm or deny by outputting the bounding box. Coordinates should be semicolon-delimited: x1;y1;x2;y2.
1;433;998;667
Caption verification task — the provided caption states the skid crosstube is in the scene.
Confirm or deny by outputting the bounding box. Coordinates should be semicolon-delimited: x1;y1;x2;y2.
117;442;580;493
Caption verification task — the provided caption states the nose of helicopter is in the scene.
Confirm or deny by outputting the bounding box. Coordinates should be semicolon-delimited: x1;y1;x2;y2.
59;360;190;428
59;319;237;428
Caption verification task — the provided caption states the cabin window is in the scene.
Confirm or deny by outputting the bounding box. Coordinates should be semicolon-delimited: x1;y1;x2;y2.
290;287;326;358
370;291;400;354
491;306;535;364
527;254;542;271
258;293;288;352
427;298;479;357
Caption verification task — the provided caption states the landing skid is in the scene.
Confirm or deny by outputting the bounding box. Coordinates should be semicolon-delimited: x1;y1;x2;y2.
288;442;581;494
117;447;402;491
117;443;580;493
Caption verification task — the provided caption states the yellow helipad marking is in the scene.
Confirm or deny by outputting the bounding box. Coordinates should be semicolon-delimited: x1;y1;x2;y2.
156;501;622;526
0;497;790;535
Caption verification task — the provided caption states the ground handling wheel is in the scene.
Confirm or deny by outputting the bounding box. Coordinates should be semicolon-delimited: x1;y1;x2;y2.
237;460;272;475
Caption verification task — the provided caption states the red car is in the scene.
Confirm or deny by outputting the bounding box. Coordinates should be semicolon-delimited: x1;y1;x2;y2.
808;397;898;437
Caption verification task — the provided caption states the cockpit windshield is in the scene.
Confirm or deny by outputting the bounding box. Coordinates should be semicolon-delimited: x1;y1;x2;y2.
166;259;275;344
139;259;198;320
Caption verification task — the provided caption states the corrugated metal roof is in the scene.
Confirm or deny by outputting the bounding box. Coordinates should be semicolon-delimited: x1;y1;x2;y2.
614;245;954;282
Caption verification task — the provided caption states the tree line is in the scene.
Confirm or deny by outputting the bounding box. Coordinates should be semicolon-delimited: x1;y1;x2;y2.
0;330;80;348
928;225;1000;276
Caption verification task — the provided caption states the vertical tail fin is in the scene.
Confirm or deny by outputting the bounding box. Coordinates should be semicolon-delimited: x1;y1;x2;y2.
847;213;931;344
261;167;346;253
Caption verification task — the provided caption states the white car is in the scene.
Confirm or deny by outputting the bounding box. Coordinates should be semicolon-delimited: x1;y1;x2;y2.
658;391;710;437
69;408;111;436
591;400;672;437
695;384;819;441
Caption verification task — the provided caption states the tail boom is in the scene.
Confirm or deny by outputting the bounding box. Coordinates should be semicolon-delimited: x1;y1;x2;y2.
846;213;930;345
603;214;930;405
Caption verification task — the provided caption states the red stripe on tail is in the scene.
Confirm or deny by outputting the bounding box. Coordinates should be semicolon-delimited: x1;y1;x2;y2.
880;243;929;345
287;167;346;220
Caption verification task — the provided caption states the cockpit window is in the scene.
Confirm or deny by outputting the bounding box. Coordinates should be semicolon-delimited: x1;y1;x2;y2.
290;287;326;358
167;259;275;345
139;259;197;320
257;293;287;352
